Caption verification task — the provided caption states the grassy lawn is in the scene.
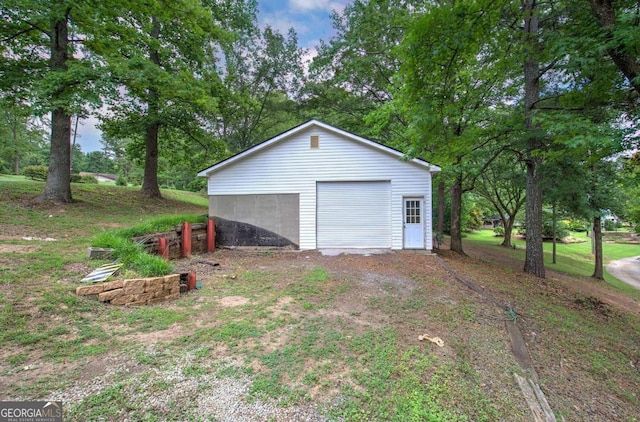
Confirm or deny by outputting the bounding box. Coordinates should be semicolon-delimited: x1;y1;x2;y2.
1;179;638;421
464;229;640;297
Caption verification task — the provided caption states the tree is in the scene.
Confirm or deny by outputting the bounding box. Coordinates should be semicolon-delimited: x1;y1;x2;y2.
587;0;640;95
308;0;422;142
1;1;105;202
397;0;517;254
218;25;306;152
0;100;46;174
94;0;249;198
474;151;526;248
621;152;640;232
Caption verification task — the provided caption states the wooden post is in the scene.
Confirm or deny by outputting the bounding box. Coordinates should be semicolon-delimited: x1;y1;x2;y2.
207;218;216;253
158;237;169;260
181;222;192;258
187;271;196;291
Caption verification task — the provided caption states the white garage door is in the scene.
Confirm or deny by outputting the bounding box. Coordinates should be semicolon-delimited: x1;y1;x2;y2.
316;181;391;248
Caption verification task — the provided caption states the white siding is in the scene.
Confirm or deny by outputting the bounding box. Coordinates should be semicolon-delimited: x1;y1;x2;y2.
207;126;434;250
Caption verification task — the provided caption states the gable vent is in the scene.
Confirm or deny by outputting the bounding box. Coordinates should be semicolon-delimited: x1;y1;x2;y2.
310;135;319;148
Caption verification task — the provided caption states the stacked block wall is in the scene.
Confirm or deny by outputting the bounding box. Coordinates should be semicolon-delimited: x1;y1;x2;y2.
76;274;181;306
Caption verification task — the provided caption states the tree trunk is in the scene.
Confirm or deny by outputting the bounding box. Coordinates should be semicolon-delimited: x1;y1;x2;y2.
437;180;445;244
141;119;162;198
450;177;464;254
10;117;20;175
522;0;545;278
501;216;514;248
14;151;20;175
141;16;162;199
592;216;604;279
552;202;557;264
43;13;73;204
524;159;545;277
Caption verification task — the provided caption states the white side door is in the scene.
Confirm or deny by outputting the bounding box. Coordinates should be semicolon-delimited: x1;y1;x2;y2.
403;197;424;249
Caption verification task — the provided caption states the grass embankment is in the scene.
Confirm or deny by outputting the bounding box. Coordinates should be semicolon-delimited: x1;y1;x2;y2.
1;178;638;420
464;229;640;297
0;178;209;391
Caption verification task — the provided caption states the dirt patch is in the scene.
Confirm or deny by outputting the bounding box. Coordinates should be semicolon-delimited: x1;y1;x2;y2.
218;296;251;307
0;244;38;253
1;247;638;420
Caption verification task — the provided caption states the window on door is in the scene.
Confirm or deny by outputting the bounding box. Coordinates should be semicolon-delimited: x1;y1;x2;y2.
405;200;421;224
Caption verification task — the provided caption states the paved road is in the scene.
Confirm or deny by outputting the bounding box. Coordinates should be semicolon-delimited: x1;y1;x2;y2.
607;256;640;289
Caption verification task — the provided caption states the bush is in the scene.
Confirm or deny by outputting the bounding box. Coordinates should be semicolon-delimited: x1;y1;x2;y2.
115;175;128;186
566;219;587;232
80;175;98;184
542;219;569;240
493;226;505;237
70;173;81;183
603;219;617;231
23;165;48;181
186;177;207;192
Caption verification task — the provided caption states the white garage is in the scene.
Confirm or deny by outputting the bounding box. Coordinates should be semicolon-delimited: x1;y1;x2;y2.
316;181;391;248
198;120;440;251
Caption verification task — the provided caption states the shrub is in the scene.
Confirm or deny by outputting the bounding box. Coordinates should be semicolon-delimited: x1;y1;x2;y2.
603;219;617;231
70;173;82;183
186;177;207;192
566;219;587;232
23;165;48;181
493;226;505;237
542;219;569;240
80;175;98;184
115;175;128;186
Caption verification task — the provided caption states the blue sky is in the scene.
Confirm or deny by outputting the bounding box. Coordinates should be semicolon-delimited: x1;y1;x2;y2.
77;0;349;153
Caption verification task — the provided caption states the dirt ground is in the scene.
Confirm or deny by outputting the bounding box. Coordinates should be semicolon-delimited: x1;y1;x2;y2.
1;242;639;420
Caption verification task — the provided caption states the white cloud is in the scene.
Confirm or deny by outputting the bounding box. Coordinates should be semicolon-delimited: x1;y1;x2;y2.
261;12;312;37
288;0;347;13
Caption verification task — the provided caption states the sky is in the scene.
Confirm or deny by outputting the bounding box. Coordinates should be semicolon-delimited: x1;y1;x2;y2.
77;0;350;153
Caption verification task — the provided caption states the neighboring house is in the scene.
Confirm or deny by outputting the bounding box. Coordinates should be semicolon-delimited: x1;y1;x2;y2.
79;172;117;183
483;215;503;229
198;120;441;251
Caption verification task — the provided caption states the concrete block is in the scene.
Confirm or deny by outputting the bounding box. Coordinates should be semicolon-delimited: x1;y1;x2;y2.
145;283;164;295
164;274;180;284
145;277;164;289
111;294;136;305
123;278;146;295
76;285;104;296
87;247;114;260
133;292;155;302
102;280;123;291
98;288;124;302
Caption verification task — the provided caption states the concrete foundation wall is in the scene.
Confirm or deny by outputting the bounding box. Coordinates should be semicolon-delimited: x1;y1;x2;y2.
209;194;299;248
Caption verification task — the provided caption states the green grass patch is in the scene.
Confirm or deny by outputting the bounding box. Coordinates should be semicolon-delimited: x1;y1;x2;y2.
66;383;133;420
327;328;499;421
124;307;189;331
89;215;208;277
465;230;640;297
